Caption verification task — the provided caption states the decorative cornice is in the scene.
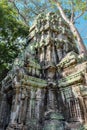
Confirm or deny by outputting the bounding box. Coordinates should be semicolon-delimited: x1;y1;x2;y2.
58;71;84;87
21;75;47;88
57;51;87;69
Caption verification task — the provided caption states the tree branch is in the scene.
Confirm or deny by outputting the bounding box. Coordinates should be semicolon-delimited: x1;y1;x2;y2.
52;0;87;54
74;11;85;21
70;0;74;22
8;0;28;25
52;0;70;24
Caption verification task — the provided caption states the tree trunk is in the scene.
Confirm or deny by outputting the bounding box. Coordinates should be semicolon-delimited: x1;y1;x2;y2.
52;0;87;55
69;22;87;54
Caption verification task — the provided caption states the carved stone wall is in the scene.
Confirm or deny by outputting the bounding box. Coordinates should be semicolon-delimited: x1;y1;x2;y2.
0;12;87;130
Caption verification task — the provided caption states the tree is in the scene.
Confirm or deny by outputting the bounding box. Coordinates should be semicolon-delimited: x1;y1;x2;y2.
8;0;53;26
0;0;29;84
50;0;87;122
0;0;53;84
50;0;87;54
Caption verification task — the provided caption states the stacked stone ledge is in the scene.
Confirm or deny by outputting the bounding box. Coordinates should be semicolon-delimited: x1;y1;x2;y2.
0;12;87;130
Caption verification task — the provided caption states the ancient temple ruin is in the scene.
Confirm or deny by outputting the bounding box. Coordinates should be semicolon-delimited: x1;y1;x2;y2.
0;12;87;130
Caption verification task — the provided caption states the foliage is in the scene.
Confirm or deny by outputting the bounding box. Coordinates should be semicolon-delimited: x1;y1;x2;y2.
0;0;29;84
50;0;87;22
8;0;55;26
49;0;87;55
0;0;53;83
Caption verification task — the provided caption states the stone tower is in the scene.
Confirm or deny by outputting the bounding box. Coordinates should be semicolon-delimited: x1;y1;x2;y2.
0;12;87;130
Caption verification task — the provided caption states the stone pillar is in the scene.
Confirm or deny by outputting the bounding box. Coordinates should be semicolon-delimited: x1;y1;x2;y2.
47;88;57;110
44;46;47;64
25;87;36;129
52;44;57;64
46;45;51;63
57;48;63;61
63;43;67;57
73;85;87;123
38;48;41;62
18;87;28;124
35;88;46;129
78;96;87;123
83;96;87;121
43;87;65;130
25;86;46;130
9;87;20;125
28;67;32;75
40;47;44;62
32;68;35;76
46;66;56;81
42;48;44;62
0;94;9;130
0;91;2;110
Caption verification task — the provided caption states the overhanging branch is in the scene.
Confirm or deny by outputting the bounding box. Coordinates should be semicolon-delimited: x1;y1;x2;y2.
8;0;28;25
74;11;85;21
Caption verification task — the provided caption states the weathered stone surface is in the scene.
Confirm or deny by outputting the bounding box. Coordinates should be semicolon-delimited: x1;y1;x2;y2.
0;12;87;130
